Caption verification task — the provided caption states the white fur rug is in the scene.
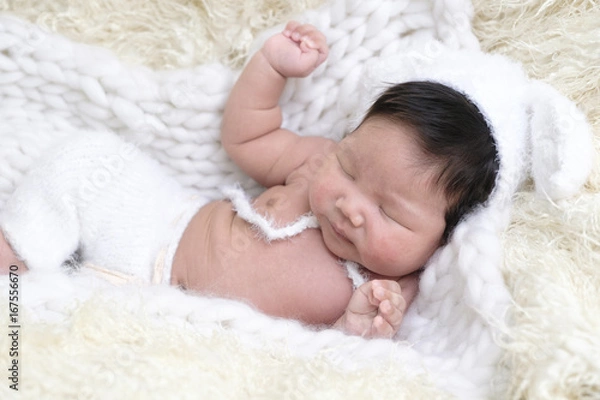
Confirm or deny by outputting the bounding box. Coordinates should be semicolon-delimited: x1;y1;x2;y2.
0;0;598;399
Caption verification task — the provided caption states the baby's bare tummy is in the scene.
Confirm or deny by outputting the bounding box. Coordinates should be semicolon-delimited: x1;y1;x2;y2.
171;183;354;325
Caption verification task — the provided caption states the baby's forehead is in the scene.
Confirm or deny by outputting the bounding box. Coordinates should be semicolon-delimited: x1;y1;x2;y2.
339;128;447;197
338;125;426;168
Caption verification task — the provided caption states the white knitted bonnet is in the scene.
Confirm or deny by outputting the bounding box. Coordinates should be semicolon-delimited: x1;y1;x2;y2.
349;47;594;208
345;46;595;390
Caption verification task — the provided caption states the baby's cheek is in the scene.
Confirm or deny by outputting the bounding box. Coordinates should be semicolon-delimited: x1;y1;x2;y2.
307;179;326;211
309;169;331;199
364;235;406;274
314;189;332;216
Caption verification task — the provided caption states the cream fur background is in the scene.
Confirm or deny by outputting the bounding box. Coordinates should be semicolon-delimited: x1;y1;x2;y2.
0;0;598;399
472;1;600;398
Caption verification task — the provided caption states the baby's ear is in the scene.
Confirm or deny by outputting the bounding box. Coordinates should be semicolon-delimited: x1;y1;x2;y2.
527;80;594;200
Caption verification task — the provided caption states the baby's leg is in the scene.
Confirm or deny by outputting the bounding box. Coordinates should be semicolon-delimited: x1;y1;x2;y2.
0;132;98;272
0;130;198;281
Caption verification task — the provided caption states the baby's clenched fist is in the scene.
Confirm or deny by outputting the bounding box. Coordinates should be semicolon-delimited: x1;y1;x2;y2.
335;279;407;339
261;21;328;78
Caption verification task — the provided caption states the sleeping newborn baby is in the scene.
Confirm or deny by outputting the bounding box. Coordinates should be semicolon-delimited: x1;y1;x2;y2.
0;22;498;338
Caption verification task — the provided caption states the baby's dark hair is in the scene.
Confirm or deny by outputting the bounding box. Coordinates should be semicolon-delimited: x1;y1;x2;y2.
362;81;499;243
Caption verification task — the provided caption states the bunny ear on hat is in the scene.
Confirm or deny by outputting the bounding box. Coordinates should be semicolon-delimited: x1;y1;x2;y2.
350;45;594;207
528;79;594;200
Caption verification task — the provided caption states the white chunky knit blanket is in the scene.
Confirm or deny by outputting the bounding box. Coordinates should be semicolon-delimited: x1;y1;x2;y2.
0;0;598;399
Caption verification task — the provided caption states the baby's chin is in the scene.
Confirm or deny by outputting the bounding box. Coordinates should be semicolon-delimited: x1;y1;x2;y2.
348;260;396;281
363;268;399;281
357;261;407;281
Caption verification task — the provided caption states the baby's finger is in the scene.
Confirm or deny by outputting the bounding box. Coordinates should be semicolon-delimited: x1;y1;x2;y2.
291;24;327;50
282;21;301;37
379;298;406;330
373;279;402;294
303;27;328;53
289;23;317;38
372;314;396;339
372;280;402;305
298;38;314;54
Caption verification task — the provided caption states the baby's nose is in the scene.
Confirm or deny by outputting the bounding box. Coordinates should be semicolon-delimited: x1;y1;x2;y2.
349;213;364;227
335;197;364;227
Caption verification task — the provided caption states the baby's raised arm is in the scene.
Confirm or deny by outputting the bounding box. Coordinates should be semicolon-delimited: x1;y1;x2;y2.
221;22;332;187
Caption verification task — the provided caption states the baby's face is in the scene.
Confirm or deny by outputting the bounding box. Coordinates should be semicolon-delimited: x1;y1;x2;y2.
308;117;447;278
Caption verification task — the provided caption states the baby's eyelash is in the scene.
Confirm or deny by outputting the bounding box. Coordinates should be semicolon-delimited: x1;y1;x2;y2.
380;206;400;224
379;206;392;219
381;207;413;231
337;156;353;179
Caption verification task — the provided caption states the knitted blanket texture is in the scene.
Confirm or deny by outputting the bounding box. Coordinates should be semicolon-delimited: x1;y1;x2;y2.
0;0;598;399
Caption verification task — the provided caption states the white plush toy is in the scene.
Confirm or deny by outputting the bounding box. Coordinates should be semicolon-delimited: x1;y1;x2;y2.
347;46;594;395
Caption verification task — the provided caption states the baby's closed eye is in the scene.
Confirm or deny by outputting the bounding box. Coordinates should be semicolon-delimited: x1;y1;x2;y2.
337;155;354;180
380;206;412;230
379;206;395;221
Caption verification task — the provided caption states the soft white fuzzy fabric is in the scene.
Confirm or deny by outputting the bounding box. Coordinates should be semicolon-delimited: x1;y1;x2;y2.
351;44;593;395
0;130;207;283
222;184;320;242
350;50;593;203
0;0;597;399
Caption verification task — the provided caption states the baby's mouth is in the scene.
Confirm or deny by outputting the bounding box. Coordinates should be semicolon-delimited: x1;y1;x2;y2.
331;221;351;243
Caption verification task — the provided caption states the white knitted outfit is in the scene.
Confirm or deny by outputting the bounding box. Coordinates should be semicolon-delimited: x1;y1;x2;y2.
0;130;207;284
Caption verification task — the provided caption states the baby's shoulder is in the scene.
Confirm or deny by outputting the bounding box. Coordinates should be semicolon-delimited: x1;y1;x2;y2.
251;180;311;228
284;139;336;184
